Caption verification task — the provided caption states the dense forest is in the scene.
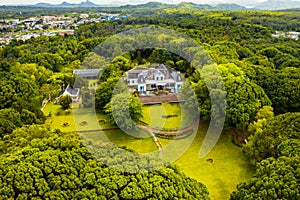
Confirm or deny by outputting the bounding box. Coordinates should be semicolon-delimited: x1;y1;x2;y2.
0;4;299;199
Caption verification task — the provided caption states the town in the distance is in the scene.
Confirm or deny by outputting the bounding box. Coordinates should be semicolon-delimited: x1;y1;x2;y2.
0;12;128;46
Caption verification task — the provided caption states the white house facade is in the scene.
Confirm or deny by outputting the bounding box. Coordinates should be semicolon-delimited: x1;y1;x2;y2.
126;64;184;93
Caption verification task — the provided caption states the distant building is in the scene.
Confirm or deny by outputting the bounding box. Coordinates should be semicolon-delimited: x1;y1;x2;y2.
24;18;37;24
80;14;89;19
272;31;299;40
56;84;80;102
43;16;56;24
126;64;183;93
73;69;100;79
286;32;300;40
58;30;74;36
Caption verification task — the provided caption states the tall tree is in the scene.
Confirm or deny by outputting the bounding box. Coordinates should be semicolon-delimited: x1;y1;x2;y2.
243;112;300;164
58;95;72;110
105;93;143;131
193;63;271;130
231;156;300;200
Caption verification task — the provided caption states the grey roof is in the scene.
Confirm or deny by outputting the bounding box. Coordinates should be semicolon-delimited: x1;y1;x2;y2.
127;64;184;82
127;69;143;79
176;73;183;82
56;90;64;98
65;84;79;96
56;84;79;99
170;71;183;82
156;64;168;71
73;69;100;77
138;75;146;84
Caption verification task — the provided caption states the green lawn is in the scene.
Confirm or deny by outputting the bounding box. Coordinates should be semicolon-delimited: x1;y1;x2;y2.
173;123;254;200
80;129;159;154
43;102;116;132
142;103;184;129
44;102;254;199
78;123;253;200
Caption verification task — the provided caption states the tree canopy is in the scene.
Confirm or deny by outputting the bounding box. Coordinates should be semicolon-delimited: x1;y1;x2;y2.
105;93;143;131
243;112;300;164
0;125;209;199
192;63;271;130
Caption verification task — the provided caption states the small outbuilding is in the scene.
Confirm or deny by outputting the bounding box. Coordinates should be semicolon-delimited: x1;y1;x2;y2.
56;84;80;102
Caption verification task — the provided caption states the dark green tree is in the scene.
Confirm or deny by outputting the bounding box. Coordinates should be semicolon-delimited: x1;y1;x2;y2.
105;93;143;130
58;95;72;110
231;156;300;200
243;112;300;164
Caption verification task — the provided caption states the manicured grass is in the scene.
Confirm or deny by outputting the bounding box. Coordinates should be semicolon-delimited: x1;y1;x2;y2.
142;103;183;129
44;101;254;199
43;102;116;132
79;122;253;200
172;123;254;200
43;102;77;132
80;129;159;154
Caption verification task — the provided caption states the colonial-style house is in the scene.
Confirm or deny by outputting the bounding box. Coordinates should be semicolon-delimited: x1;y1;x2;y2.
125;64;183;93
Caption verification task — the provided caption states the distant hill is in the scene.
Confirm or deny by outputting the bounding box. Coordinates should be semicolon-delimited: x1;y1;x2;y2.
34;2;54;7
177;2;213;10
59;1;74;7
278;8;300;12
214;3;248;10
254;0;300;10
120;1;247;10
32;0;99;7
79;0;98;7
120;1;172;9
29;0;297;11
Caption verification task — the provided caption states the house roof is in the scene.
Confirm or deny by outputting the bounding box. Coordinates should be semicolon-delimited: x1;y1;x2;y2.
73;69;100;77
138;75;146;84
56;90;64;98
56;84;80;99
171;71;183;82
156;64;168;70
127;64;183;83
65;84;79;96
127;69;144;79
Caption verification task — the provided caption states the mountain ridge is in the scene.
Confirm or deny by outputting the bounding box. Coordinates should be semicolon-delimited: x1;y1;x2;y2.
12;0;300;10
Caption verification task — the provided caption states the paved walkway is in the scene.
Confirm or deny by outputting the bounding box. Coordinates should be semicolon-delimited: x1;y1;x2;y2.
139;120;201;156
139;125;164;156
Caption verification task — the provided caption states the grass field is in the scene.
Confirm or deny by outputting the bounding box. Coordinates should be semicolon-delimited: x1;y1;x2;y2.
43;102;116;132
80;129;159;154
80;125;253;199
173;123;254;200
43;102;254;199
142;103;184;129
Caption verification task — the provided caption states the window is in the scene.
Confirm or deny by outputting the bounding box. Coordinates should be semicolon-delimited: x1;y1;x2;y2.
156;77;159;80
161;77;164;80
132;80;135;84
